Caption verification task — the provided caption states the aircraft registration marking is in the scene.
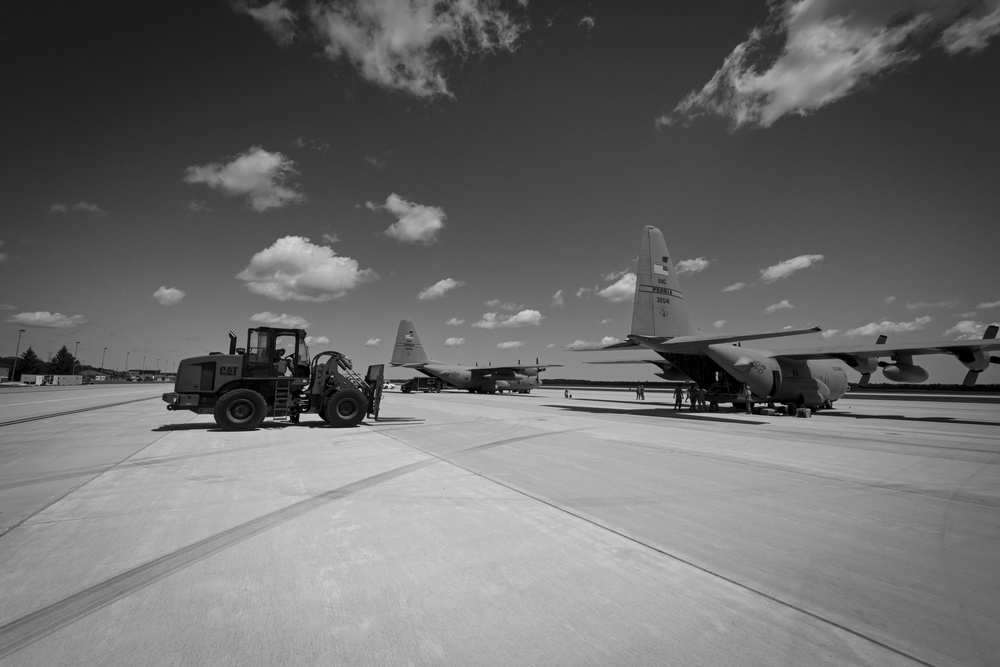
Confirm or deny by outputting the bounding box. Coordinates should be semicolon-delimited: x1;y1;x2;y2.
639;285;682;298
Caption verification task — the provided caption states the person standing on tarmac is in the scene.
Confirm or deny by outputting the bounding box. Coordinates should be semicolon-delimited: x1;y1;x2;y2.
638;382;645;400
743;384;754;414
689;384;699;411
698;385;707;411
674;385;684;410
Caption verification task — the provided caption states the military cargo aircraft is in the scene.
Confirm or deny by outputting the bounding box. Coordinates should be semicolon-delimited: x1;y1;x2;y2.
588;226;1000;411
390;319;559;394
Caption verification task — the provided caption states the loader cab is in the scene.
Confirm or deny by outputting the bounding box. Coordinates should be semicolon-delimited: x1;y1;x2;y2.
244;327;311;379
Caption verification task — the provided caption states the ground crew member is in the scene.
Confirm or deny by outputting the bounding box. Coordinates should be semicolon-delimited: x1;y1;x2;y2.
743;384;753;414
674;385;684;410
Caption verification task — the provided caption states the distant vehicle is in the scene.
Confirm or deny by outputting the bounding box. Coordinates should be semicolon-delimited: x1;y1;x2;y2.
400;377;441;393
391;319;560;394
382;382;396;391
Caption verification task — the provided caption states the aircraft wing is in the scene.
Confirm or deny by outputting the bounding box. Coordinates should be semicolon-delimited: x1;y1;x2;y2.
586;358;693;382
776;338;1000;360
626;326;822;353
468;363;563;376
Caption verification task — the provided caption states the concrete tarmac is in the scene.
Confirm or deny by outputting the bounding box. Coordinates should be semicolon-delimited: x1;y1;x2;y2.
0;385;997;666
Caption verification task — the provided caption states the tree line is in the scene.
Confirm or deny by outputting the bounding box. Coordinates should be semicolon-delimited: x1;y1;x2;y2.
3;345;84;379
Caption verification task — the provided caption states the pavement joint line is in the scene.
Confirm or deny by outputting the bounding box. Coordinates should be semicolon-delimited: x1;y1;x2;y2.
0;396;161;428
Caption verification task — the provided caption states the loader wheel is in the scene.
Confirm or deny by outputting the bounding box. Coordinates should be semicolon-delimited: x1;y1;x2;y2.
324;389;367;428
214;389;267;431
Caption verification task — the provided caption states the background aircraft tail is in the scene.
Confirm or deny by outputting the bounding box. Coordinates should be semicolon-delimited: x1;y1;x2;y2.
391;319;430;366
631;225;698;340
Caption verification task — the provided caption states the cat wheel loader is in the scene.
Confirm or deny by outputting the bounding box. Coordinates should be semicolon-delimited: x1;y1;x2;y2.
162;327;383;431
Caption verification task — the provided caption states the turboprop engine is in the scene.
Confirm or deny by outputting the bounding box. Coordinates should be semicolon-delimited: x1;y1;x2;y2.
881;363;929;383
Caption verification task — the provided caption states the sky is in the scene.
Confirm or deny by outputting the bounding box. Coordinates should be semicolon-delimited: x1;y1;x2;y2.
2;0;999;385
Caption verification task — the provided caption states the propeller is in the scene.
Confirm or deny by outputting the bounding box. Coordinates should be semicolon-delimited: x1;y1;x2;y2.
858;334;887;387
962;325;998;387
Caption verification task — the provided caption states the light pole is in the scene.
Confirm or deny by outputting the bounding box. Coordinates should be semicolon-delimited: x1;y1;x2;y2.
101;347;107;375
73;341;80;375
10;329;25;381
143;355;147;379
125;351;130;380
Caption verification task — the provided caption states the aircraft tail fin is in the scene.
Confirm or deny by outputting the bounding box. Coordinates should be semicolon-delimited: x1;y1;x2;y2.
631;226;698;340
391;319;429;367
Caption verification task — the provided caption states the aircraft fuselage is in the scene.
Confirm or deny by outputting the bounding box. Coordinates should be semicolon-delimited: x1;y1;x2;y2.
704;344;849;408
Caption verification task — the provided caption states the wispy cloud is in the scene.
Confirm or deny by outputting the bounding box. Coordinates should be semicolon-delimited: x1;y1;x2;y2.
884;295;897;305
845;316;932;337
578;16;595;30
722;282;746;292
306;335;330;345
943;320;991;340
237;235;377;301
153;286;185;306
250;311;310;329
765;299;793;313
184;146;304;212
976;299;1000;309
713;320;726;328
444;337;465;347
305;0;527;98
674;257;712;274
565;336;621;351
232;1;296;45
906;300;959;311
446;318;465;326
6;311;86;328
50;201;107;216
760;254;823;282
472;309;543;329
497;341;523;349
418;278;465;300
485;299;521;311
658;0;1000;129
368;194;446;244
597;272;635;303
0;240;6;263
551;289;565;307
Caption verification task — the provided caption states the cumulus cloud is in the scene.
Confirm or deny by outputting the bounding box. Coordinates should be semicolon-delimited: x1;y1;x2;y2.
444;337;466;346
236;235;377;301
884;295;897;305
943;320;990;340
49;202;107;216
6;311;86;328
760;254;823;282
184;146;305;212
906;300;959;310
485;299;521;311
713;320;726;328
765;300;793;313
821;329;841;338
551;289;565;307
153;286;185;306
307;0;527;98
306;335;330;345
446;317;465;326
365;338;381;347
722;282;747;292
250;311;311;328
674;257;712;274
472;309;543;329
844;316;932;337
597;272;636;303
233;0;296;45
658;0;1000;129
497;341;524;349
418;278;465;300
565;336;622;351
368;193;446;244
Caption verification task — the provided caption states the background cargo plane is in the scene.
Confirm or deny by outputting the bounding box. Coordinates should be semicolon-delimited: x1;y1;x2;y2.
589;226;1000;411
391;319;560;394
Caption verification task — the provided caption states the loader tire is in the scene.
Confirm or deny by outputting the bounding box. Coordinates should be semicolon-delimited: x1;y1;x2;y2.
324;389;367;428
215;389;267;431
